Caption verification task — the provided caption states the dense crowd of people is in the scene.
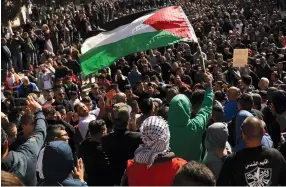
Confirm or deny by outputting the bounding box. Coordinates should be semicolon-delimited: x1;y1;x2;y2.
1;0;286;186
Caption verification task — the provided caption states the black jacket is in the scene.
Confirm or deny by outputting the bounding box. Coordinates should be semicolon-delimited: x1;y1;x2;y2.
101;129;142;185
1;111;47;186
217;146;286;186
78;138;111;186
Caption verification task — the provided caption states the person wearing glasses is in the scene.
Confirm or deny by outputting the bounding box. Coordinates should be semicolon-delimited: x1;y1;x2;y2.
52;87;74;112
36;124;69;181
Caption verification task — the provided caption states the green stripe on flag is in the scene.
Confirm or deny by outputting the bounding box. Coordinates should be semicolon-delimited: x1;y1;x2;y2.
80;30;186;76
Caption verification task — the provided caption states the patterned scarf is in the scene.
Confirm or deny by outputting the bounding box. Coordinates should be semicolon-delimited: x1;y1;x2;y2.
134;116;170;167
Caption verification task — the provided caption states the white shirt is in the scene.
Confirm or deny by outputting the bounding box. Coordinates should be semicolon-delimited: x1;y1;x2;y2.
78;114;96;139
70;98;80;107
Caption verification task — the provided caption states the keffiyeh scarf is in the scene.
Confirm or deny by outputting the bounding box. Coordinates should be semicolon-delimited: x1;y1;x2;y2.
134;116;170;167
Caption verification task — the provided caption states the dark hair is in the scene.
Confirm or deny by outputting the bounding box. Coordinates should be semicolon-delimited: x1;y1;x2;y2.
183;89;193;102
143;75;150;81
214;91;226;103
252;93;262;110
212;101;224;122
103;115;114;131
259;90;267;101
241;75;252;86
191;89;206;112
1;171;24;186
125;84;132;90
70;91;78;96
81;96;92;104
157;106;169;121
55;78;63;82
139;98;153;115
173;161;216;186
3;90;13;98
46;124;66;142
55;105;65;111
1;129;8;156
2;122;16;141
98;74;105;79
89;119;106;136
179;86;188;94
110;83;119;90
53;87;64;93
20;114;34;125
150;75;159;82
43;106;57;117
237;93;253;111
65;75;72;80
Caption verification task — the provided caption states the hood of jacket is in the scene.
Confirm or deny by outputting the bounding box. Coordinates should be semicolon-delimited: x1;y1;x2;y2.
168;94;191;127
205;122;229;151
43;141;74;182
235;110;253;152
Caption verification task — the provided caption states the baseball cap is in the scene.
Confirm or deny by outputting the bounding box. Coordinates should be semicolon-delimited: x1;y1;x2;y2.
112;103;130;129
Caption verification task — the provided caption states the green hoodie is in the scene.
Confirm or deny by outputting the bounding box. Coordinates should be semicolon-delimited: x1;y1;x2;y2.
168;88;213;161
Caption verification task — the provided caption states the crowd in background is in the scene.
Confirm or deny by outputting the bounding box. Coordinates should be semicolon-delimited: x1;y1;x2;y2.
1;0;286;186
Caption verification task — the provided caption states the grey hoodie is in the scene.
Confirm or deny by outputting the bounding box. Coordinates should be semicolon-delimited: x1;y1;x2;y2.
203;122;232;179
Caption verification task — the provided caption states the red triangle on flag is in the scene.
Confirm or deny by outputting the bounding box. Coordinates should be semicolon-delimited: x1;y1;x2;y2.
144;6;192;39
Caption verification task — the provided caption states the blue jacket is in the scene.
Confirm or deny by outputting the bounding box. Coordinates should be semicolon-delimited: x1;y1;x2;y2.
1;111;47;186
42;141;87;186
235;110;273;152
17;82;39;98
128;71;142;90
223;100;239;122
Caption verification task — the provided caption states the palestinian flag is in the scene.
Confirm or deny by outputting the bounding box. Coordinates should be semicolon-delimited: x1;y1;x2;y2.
80;6;198;76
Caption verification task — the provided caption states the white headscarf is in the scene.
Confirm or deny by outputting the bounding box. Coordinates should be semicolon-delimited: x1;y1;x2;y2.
134;116;170;167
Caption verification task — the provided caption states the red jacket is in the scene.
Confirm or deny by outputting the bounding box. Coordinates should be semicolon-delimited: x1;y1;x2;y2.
126;157;187;186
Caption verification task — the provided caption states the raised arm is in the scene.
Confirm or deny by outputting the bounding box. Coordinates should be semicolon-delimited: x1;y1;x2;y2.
16;96;47;160
188;73;213;133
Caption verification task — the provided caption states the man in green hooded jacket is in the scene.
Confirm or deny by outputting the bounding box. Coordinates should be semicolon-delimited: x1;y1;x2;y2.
168;72;213;161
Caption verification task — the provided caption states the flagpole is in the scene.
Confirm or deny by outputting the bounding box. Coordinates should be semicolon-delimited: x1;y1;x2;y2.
197;43;206;72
